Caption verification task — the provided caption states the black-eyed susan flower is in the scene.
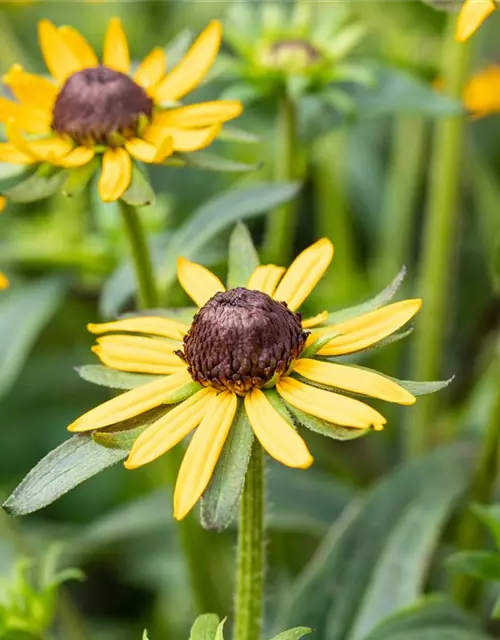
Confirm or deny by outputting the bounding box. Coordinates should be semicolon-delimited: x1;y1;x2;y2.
0;18;242;201
456;0;496;41
68;238;422;521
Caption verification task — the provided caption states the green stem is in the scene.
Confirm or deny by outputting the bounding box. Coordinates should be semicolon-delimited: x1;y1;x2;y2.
375;115;426;288
118;200;158;309
452;362;500;609
313;128;358;306
264;92;299;264
235;443;265;640
119;200;215;614
405;15;470;458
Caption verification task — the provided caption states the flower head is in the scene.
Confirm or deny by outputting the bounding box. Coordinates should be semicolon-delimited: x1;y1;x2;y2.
0;18;242;201
0;273;9;290
68;238;423;521
456;0;496;41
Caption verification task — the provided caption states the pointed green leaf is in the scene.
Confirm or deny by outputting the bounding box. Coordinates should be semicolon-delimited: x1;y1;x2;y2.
143;631;150;640
201;400;254;531
492;593;500;619
300;331;340;359
393;377;454;396
446;551;500;581
76;365;160;390
269;628;312;640
2;436;127;516
471;503;500;549
214;618;226;640
177;150;263;173
2;165;67;203
189;613;221;640
227;223;259;289
327;267;406;325
219;126;260;144
62;158;98;197
121;163;155;206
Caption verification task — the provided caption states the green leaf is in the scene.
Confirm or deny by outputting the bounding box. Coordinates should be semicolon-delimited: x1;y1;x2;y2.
62;158;98;197
327;267;406;325
143;631;150;640
227;223;259;289
300;331;340;359
269;628;312;640
394;377;454;396
76;365;160;390
219;125;260;144
177;150;263;173
363;595;482;640
165;28;193;67
371;629;490;640
2;436;127;516
446;551;500;581
214;619;226;640
189;613;221;640
2;166;67;203
353;66;465;118
492;593;500;619
201;400;254;531
0;277;65;397
277;445;474;639
471;503;500;549
121;163;155;206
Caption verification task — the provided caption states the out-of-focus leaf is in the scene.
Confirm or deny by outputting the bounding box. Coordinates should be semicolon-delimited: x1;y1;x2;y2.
446;551;500;581
76;364;160;390
2;166;67;202
165;28;193;68
370;630;490;640
277;446;474;639
327;267;406;325
471;503;500;549
227;223;259;289
492;594;500;619
214;619;226;640
189;613;221;640
219;126;260;144
177;150;263;173
201;400;254;531
2;436;127;516
62;159;98;197
0;277;65;397
0;162;26;180
121;164;155;206
269;629;312;640
363;595;482;640
353;67;464;118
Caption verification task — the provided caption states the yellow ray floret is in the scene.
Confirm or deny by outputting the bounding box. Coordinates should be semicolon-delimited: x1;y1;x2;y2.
98;148;132;203
93;335;185;375
88;316;189;340
125;388;216;469
246;265;286;297
273;238;334;311
174;391;237;520
134;47;167;91
103;17;130;74
245;389;313;469
38;19;82;83
177;257;226;307
301;310;328;329
456;0;496;41
293;359;416;405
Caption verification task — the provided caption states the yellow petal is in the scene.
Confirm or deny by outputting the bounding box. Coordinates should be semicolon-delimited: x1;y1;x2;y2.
293;359;416;405
103;17;130;73
6;121;74;164
151;101;242;128
273;238;334;311
0;98;52;134
277;377;387;430
93;335;185;374
153;20;222;103
88;316;189;340
57;146;95;168
58;25;99;68
463;66;500;116
98;148;132;202
313;299;422;356
125;136;173;163
0;273;9;290
0;196;6;213
0;142;35;164
125;388;216;468
456;0;495;41
246;265;286;296
177;257;225;307
68;369;193;432
302;310;328;329
174;391;237;520
134;47;167;90
145;123;220;153
245;389;313;469
3;64;58;112
38;19;83;82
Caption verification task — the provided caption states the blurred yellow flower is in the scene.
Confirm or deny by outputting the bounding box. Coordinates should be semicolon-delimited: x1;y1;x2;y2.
456;0;496;41
68;239;421;520
463;65;500;117
0;18;242;201
0;273;9;289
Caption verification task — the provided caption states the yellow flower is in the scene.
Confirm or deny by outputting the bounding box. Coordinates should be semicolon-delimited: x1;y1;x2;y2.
456;0;496;42
463;65;500;117
68;239;422;520
0;18;242;201
0;273;9;289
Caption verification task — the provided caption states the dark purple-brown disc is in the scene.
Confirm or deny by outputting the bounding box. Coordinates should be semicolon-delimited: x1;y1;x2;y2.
178;288;307;394
52;65;153;145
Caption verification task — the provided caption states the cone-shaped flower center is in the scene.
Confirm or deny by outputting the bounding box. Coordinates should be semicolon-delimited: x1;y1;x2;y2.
180;288;307;395
52;65;153;145
263;39;322;72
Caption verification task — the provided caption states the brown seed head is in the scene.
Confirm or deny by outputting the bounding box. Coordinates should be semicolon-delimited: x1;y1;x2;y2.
52;65;153;145
263;39;323;71
179;288;307;395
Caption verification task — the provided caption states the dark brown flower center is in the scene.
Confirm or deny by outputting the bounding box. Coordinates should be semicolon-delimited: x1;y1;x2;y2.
178;288;307;395
52;65;153;145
